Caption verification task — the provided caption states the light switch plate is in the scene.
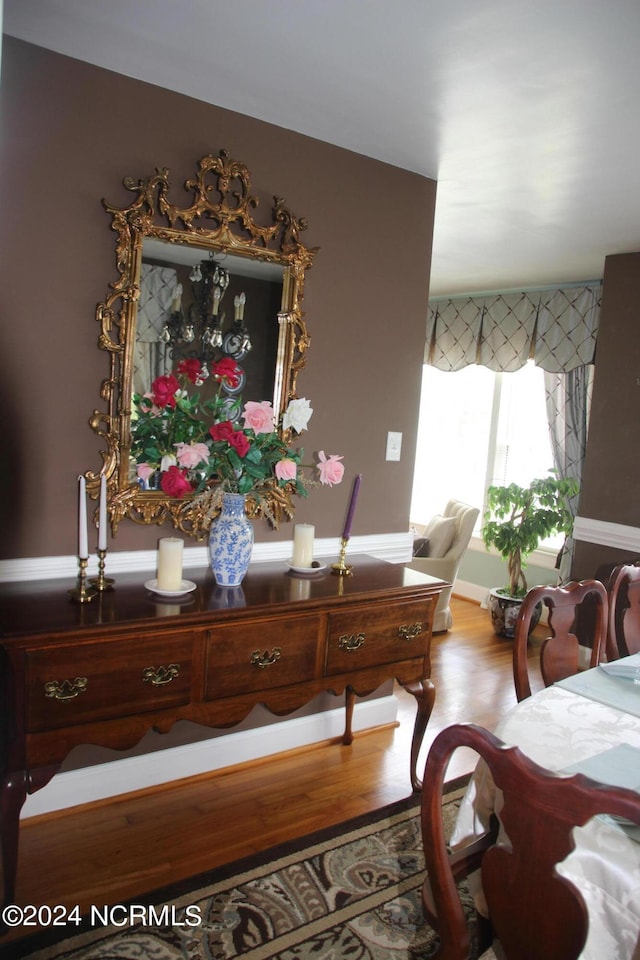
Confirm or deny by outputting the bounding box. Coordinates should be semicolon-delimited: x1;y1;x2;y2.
386;431;402;461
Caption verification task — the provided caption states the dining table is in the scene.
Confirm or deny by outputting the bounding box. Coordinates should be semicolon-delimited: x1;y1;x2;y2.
450;651;640;960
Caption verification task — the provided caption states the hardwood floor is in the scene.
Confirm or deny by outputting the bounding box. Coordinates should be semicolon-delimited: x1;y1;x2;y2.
7;597;538;944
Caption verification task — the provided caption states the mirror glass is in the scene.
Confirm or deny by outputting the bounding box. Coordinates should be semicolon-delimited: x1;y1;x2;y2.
135;238;284;421
88;151;316;538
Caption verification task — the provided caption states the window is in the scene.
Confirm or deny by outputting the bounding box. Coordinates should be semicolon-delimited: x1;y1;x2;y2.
410;361;559;547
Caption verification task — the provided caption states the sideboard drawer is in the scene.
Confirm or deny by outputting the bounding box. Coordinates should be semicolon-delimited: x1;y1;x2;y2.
205;614;321;699
325;598;434;675
26;633;194;732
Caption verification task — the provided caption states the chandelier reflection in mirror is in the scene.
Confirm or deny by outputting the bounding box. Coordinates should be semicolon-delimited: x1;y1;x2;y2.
161;255;253;389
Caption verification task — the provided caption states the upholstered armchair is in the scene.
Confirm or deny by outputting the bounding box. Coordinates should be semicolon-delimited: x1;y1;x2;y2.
408;499;480;632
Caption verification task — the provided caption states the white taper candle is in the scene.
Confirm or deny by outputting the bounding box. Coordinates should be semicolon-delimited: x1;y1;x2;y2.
98;474;108;551
78;475;88;560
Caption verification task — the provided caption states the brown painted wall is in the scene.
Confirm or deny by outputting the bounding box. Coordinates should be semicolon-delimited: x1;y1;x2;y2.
0;38;436;562
573;252;640;579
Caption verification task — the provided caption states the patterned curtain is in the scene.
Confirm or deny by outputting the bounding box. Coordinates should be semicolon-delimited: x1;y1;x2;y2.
425;284;602;579
425;285;600;372
134;262;178;395
544;365;593;580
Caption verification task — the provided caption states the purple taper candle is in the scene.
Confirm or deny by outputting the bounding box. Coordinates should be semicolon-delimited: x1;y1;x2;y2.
342;473;362;540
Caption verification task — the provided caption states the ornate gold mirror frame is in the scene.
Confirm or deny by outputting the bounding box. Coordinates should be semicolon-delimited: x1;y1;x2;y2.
87;150;317;539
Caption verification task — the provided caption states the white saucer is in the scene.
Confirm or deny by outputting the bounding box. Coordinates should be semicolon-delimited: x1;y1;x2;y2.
288;562;327;575
144;578;197;598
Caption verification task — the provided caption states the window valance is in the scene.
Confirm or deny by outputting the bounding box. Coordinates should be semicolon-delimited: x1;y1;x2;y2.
425;284;601;373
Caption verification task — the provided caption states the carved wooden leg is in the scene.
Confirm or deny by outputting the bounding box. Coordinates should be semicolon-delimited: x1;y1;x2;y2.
0;769;27;911
402;678;436;791
343;686;356;745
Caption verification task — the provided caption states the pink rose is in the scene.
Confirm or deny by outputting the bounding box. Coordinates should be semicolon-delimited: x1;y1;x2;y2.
139;393;161;416
275;459;297;482
175;442;210;468
136;463;155;482
242;400;275;435
160;465;193;498
317;451;345;486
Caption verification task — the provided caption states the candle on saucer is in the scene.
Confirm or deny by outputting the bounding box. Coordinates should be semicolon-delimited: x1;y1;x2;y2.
98;474;108;551
292;524;315;567
157;537;184;591
78;475;88;560
342;474;362;540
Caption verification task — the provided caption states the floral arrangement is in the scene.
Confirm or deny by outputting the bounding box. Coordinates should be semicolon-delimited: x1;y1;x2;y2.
131;358;344;512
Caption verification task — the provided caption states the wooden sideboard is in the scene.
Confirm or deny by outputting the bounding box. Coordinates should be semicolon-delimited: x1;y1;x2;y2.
0;555;445;906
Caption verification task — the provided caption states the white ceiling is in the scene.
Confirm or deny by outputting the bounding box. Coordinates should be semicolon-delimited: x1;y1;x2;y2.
4;0;640;297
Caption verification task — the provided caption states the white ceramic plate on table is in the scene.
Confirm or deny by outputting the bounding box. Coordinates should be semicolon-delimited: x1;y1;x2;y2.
288;562;327;575
144;578;197;598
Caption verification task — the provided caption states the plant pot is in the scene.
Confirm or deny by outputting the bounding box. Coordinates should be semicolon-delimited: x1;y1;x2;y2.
487;588;542;638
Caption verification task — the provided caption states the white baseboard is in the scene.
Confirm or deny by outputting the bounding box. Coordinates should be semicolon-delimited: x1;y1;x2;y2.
0;531;414;583
21;695;398;819
454;578;487;605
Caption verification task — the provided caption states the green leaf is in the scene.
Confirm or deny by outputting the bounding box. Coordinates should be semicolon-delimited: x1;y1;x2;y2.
482;473;579;595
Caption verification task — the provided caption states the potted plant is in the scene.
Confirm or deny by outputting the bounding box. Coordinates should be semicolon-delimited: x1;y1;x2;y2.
482;474;579;636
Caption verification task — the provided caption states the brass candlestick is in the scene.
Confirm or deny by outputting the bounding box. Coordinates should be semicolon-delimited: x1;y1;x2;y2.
331;536;353;576
68;557;98;603
90;548;115;592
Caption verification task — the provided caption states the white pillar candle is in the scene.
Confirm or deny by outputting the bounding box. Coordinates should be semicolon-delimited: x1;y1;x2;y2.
78;475;88;560
157;537;184;591
292;524;314;568
98;474;108;551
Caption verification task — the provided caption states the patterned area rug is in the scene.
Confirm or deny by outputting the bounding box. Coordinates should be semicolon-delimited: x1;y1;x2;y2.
11;779;478;960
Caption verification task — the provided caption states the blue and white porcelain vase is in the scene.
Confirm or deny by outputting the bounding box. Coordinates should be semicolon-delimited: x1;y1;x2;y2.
208;492;254;587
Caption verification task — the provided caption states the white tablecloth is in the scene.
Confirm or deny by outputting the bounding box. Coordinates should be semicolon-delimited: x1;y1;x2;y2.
451;683;640;960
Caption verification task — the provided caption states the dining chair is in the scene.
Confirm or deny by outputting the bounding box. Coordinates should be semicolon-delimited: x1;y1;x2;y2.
606;562;640;660
420;722;640;960
512;579;608;702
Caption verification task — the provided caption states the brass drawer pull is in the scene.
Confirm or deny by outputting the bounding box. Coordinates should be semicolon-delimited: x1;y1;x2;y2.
143;664;180;686
338;633;366;652
44;677;88;701
398;622;423;641
250;648;281;669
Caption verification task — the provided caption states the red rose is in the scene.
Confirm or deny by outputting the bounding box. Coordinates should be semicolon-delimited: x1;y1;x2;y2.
151;374;180;409
209;420;235;442
176;359;202;384
160;465;193;498
229;431;251;457
211;358;242;388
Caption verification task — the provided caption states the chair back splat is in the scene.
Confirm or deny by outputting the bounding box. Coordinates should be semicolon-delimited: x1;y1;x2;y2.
421;722;640;960
607;562;640;660
513;579;608;702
